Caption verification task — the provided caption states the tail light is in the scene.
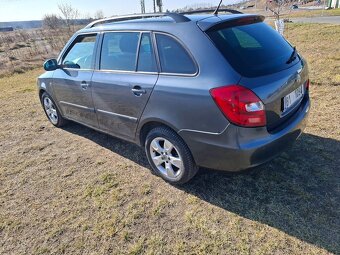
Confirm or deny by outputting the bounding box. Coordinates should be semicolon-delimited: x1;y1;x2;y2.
210;85;266;127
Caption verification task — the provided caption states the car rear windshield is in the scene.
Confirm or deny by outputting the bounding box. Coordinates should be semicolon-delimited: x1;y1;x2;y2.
207;21;299;77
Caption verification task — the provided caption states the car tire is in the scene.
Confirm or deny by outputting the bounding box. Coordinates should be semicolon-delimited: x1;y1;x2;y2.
41;92;67;127
145;126;198;185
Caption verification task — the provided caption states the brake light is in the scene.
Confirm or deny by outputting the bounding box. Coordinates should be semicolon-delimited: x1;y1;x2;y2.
210;85;266;127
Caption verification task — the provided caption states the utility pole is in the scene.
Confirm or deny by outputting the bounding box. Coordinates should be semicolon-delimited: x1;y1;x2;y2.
157;0;163;12
153;0;157;13
141;0;146;13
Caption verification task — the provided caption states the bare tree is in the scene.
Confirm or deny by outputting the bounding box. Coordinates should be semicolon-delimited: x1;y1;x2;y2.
267;0;290;34
58;3;80;33
82;12;93;20
43;14;63;30
94;10;104;20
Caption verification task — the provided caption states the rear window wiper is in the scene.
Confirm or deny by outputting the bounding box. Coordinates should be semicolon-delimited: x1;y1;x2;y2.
286;46;297;64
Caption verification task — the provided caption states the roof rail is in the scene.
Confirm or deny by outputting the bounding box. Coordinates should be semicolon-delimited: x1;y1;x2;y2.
180;8;243;15
85;12;190;28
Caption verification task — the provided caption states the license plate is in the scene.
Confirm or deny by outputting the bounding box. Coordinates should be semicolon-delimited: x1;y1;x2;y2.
282;85;304;112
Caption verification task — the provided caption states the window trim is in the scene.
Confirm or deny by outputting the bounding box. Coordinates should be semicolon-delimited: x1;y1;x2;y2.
58;33;99;71
154;32;199;77
86;29;199;77
135;32;143;72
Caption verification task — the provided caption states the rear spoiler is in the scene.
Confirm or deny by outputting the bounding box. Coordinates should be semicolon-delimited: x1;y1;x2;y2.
198;15;265;32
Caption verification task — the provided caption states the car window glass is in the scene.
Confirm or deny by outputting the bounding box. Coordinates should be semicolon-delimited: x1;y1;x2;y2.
232;29;261;48
137;33;157;72
100;32;140;71
63;35;96;69
207;22;298;77
156;34;196;74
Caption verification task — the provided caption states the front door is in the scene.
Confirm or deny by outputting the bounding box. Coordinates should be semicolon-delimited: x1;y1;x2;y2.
52;34;99;128
91;32;159;140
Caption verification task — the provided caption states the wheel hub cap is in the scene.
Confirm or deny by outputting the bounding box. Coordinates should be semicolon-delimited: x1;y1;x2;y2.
150;137;183;180
43;97;58;125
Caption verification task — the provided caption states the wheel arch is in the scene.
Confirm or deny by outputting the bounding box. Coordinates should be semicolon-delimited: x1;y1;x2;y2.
137;119;179;147
39;89;46;102
39;89;65;119
141;120;199;184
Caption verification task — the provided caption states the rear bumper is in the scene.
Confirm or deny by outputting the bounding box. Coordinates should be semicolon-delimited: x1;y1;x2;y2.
179;97;310;171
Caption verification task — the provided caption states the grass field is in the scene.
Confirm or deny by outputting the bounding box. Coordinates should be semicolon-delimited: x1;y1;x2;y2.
0;23;339;254
283;7;340;18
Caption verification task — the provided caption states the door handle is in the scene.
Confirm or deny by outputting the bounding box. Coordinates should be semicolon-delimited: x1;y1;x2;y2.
80;81;89;90
131;86;146;96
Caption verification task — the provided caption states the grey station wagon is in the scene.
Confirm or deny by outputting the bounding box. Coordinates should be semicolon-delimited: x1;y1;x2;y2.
38;10;310;184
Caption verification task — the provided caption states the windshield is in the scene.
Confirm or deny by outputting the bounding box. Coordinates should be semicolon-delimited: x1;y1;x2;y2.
207;22;299;77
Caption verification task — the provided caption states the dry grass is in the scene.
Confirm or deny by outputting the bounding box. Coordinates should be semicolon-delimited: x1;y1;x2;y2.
285;23;340;87
0;23;339;255
242;5;340;19
0;28;71;78
284;8;340;18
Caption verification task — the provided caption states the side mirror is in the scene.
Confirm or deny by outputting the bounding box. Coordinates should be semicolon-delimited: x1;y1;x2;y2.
43;59;59;71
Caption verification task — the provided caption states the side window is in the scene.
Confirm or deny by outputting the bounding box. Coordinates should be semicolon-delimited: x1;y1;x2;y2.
137;33;157;73
155;34;196;75
63;35;97;69
100;32;140;71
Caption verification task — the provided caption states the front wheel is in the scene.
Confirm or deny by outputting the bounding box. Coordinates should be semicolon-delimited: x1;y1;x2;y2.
41;92;67;127
145;126;198;185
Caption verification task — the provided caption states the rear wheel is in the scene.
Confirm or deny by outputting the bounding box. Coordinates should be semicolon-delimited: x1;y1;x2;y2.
145;126;198;184
41;92;67;127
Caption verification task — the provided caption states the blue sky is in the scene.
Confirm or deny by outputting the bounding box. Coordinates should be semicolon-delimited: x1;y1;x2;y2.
0;0;239;22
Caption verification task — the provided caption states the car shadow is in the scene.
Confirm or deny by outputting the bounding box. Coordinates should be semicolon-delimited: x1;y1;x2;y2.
62;123;339;254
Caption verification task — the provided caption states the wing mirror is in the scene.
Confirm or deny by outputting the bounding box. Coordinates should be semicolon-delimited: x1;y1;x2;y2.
43;59;59;71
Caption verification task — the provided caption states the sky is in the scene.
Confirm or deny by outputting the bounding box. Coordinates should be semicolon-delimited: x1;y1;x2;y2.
0;0;240;22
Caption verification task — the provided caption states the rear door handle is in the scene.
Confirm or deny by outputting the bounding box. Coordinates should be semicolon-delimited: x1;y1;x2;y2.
131;86;146;96
80;81;89;90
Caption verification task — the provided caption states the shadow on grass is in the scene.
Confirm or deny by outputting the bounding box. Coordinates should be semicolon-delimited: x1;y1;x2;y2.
63;123;339;254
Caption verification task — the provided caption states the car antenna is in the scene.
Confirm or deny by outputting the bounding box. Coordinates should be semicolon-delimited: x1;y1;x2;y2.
213;0;223;15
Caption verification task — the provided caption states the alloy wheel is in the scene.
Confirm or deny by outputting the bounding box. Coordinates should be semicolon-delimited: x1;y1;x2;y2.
149;137;184;180
43;97;58;125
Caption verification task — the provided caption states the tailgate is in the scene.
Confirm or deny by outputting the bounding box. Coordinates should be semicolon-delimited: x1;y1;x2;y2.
239;59;309;131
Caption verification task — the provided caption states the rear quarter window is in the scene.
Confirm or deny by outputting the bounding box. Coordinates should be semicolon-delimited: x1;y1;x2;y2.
155;34;197;75
207;22;299;77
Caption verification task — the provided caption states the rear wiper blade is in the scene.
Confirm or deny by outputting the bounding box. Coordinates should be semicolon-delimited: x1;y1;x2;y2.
286;46;297;64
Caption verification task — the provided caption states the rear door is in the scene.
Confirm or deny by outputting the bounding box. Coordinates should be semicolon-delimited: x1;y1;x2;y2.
53;34;99;128
91;31;158;140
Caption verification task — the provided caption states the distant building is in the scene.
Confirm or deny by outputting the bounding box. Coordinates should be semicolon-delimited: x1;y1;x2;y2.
0;27;14;32
328;0;339;8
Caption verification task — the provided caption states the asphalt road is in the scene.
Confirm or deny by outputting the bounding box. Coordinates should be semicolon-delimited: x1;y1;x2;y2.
291;15;340;24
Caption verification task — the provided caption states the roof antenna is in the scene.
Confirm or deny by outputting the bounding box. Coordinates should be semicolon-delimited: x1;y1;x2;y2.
214;0;223;15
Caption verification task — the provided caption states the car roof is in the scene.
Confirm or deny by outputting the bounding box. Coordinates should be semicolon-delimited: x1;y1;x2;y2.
79;13;262;34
